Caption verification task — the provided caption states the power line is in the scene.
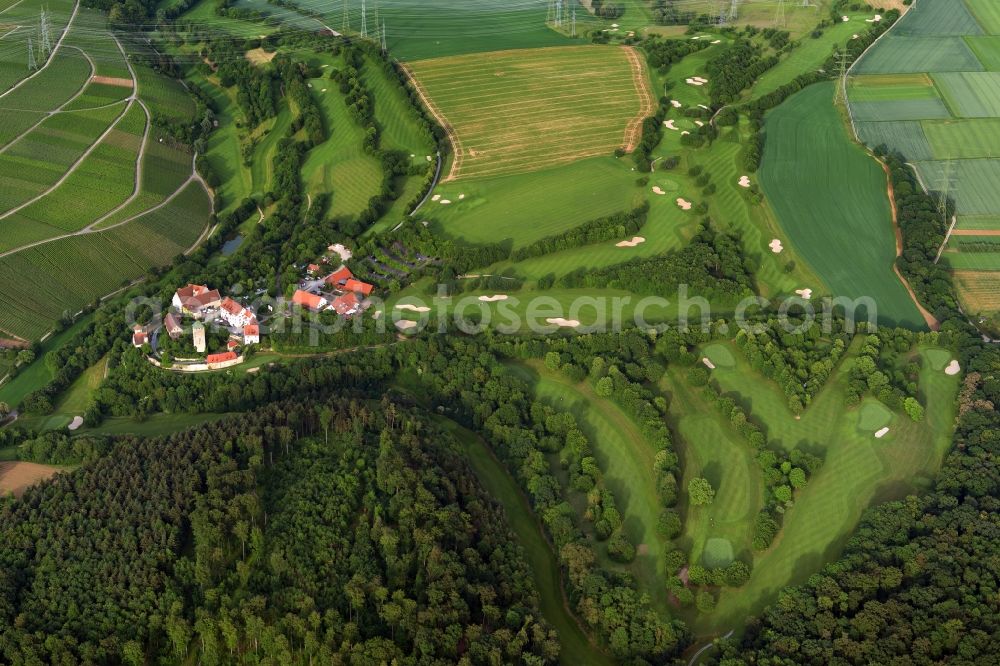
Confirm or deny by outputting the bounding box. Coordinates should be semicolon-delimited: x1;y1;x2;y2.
361;0;367;38
774;0;786;27
27;36;36;71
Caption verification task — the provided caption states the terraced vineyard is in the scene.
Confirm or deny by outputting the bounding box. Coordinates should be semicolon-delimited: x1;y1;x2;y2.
0;6;210;341
847;0;1000;322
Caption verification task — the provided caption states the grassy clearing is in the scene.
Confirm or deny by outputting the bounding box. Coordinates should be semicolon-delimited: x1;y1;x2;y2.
508;361;671;614
760;82;922;327
409;45;651;181
53;355;107;416
670;340;959;634
0;314;94;408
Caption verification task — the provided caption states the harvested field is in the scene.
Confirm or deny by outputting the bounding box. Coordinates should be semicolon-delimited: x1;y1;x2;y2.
0;461;60;498
407;46;653;181
89;75;132;88
953;270;1000;313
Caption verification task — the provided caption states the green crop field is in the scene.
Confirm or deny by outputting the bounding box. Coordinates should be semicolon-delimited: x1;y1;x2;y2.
665;340;959;633
965;0;1000;34
856;121;934;160
893;0;982;37
954;269;1000;313
854;36;983;74
0;0;76;92
916;159;1000;215
849;73;941;101
933;72;1000;118
294;0;576;62
957;215;1000;230
922;118;1000;159
966;36;1000;70
407;45;653;181
761;82;923;327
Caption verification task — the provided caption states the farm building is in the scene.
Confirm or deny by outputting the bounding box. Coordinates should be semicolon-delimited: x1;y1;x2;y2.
243;324;260;345
293;290;328;311
173;284;222;318
206;351;240;370
331;292;361;316
343;279;374;297
325;266;354;288
219;298;257;328
164;313;183;339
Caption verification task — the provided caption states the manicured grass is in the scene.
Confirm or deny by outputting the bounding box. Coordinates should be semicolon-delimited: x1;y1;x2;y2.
53;355;107;416
78;412;235;437
702;343;734;367
671;340;959;635
0;314;95;409
857;400;892;431
760;82;923;328
188;73;252;213
508;361;671;614
752;11;868;98
662;367;763;569
433;414;615;666
408;46;651;181
428;156;642;248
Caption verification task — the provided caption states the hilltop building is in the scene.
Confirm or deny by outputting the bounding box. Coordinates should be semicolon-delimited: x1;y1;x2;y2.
192;321;206;353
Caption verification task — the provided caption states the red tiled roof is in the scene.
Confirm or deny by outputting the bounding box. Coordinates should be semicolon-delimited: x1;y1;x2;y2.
164;312;182;332
343;279;373;296
227;340;239;350
220;297;243;315
244;324;259;336
292;290;326;311
325;266;354;286
331;292;360;316
308;263;320;273
206;351;238;364
132;332;147;346
176;283;208;299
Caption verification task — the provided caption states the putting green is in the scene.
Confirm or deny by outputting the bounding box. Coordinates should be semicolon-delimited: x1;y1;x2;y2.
703;537;734;568
924;347;952;371
702;343;735;368
857;400;893;432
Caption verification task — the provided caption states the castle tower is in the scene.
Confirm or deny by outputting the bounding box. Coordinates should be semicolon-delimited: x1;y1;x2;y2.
192;321;206;353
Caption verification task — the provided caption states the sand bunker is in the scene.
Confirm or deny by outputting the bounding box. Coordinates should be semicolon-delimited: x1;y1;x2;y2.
546;318;581;328
459;194;465;200
664;119;679;130
842;15;850;21
440;199;452;205
671;100;683;108
852;33;860;39
698;104;711;110
432;194;441;201
738;175;751;188
478;295;509;302
795;288;813;299
681;130;691;135
874;427;890;439
769;238;784;253
693;76;708;83
695;120;704;127
676;198;692;210
395;319;418;331
616;236;646;248
328;243;352;261
945;359;961;376
68;416;83;431
702;357;716;369
711;39;721;44
686;78;705;87
395;303;431;313
652;186;666;195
